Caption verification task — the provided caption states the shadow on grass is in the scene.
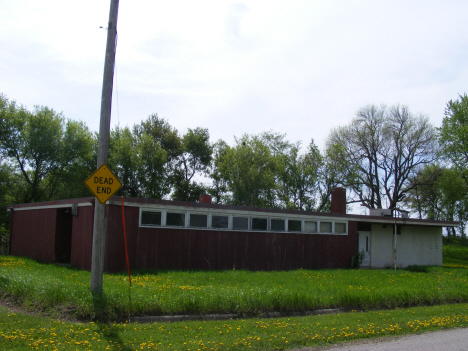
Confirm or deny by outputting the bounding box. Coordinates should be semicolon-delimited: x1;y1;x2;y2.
92;291;109;321
92;286;133;321
405;265;430;273
94;322;134;351
91;291;133;350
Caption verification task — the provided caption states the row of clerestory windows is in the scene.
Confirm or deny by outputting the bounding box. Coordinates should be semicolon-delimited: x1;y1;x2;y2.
140;208;347;235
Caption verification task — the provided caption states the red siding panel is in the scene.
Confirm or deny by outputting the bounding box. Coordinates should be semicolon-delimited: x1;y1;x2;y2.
10;208;56;263
9;200;358;273
70;205;94;270
104;205;141;273
100;205;358;273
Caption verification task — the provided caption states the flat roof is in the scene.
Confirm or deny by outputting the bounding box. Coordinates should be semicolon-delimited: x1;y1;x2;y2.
8;196;459;227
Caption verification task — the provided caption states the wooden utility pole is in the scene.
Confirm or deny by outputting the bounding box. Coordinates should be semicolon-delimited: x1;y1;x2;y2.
91;0;120;293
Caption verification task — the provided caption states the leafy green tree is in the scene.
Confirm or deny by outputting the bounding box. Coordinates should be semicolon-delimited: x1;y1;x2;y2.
208;140;229;204
211;132;328;210
45;120;96;199
112;116;211;201
0;94;95;202
133;114;181;162
109;126;140;197
132;114;184;199
137;132;169;199
171;128;212;202
109;126;169;199
277;140;323;211
316;142;351;212
433;93;468;236
0;97;92;202
214;133;282;207
0;94;95;252
0;163;14;254
405;165;468;236
439;94;468;182
326;104;437;210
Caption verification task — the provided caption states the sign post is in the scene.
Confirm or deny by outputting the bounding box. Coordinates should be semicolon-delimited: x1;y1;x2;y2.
85;165;122;291
90;0;120;294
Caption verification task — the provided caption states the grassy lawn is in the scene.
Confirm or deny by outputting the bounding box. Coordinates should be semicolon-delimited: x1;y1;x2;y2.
443;240;468;268
1;303;468;350
0;242;467;350
2;254;468;321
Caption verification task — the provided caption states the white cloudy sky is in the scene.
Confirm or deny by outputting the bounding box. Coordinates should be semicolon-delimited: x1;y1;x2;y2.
1;0;467;151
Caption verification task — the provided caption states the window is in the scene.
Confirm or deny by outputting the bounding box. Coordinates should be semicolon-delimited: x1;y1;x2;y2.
320;221;332;233
271;219;285;231
141;211;162;226
288;220;301;232
190;214;207;228
138;207;349;236
233;217;249;230
212;215;229;229
304;220;317;232
252;218;267;231
334;222;346;234
166;212;185;227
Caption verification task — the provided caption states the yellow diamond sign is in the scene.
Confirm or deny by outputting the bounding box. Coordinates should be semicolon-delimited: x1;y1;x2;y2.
85;164;122;204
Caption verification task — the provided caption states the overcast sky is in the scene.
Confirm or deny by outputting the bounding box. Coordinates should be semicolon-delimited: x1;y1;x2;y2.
1;0;467;151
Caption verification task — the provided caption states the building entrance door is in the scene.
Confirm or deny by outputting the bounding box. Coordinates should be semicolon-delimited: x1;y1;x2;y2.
54;208;73;263
358;231;370;267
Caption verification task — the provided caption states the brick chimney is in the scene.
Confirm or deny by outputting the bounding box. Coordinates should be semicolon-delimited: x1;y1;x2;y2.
331;187;346;214
199;195;212;204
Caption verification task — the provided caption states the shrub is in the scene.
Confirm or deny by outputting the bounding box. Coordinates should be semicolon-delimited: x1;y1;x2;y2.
351;250;365;268
0;230;9;256
405;265;429;273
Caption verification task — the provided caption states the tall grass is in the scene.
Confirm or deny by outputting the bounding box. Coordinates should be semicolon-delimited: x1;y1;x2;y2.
1;250;468;321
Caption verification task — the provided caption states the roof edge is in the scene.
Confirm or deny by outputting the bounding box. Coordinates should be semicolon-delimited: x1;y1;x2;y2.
7;196;459;227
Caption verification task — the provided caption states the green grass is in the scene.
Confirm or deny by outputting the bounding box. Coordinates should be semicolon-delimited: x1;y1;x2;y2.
0;242;467;350
1;244;468;321
1;303;468;350
443;240;468;268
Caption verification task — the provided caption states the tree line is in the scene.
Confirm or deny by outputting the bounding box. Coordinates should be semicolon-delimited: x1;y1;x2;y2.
1;92;468;251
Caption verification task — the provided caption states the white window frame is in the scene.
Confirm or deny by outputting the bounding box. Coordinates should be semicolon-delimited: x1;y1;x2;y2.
138;207;348;236
304;220;318;233
189;212;209;228
251;216;269;231
333;221;347;234
232;216;250;231
140;208;163;227
270;217;286;232
286;219;303;232
165;211;187;227
318;220;333;234
210;214;230;230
